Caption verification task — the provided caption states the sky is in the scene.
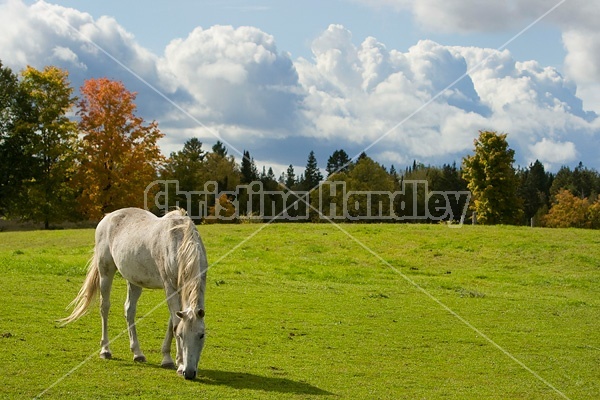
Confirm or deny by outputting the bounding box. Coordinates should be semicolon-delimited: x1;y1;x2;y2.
2;0;600;175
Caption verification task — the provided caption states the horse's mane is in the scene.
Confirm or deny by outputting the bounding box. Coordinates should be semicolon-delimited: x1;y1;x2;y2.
169;209;204;310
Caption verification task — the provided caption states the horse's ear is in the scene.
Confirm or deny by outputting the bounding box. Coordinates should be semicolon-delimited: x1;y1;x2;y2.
176;311;185;320
197;309;205;319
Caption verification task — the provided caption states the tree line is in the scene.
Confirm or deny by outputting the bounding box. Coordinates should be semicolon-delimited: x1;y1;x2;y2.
2;61;600;228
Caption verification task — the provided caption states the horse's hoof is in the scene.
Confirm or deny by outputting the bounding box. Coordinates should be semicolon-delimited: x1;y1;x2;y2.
133;355;147;363
99;351;112;359
161;361;176;369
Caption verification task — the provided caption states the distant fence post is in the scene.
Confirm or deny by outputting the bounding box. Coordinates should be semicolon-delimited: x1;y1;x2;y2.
472;211;477;225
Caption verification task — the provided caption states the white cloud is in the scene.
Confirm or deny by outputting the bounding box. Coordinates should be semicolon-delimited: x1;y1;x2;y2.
529;138;577;166
563;28;600;86
159;25;303;134
51;46;86;70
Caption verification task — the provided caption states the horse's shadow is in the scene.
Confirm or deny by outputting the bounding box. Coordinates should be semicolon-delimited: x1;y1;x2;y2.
195;369;334;396
115;359;333;396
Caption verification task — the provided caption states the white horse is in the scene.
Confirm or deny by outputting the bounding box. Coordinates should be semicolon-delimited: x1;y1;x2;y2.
60;207;207;380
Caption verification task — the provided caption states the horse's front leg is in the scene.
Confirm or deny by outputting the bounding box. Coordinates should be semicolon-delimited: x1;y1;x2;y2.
160;316;175;369
125;282;146;362
164;286;183;374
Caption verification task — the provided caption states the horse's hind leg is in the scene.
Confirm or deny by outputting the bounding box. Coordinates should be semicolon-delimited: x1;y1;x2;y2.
99;265;116;359
125;282;146;362
160;316;175;369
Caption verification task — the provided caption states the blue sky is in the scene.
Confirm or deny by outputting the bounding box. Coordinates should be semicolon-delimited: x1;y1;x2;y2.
4;0;600;174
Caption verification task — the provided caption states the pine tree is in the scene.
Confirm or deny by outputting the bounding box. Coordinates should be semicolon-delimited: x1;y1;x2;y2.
326;149;351;176
519;159;550;223
285;164;296;189
302;151;323;190
162;138;205;192
212;140;228;157
240;150;259;184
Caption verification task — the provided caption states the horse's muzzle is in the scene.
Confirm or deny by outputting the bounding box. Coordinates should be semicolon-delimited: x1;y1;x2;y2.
183;369;197;380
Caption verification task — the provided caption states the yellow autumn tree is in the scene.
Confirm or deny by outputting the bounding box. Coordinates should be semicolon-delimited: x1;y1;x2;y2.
543;189;589;228
75;78;164;220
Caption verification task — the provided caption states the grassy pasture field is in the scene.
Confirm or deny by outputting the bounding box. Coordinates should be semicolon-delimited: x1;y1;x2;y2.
0;223;599;399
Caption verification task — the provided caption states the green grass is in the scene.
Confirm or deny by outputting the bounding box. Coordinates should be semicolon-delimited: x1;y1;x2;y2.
1;224;599;399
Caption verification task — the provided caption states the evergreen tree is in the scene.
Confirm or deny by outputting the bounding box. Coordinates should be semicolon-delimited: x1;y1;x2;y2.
301;151;323;190
212;140;228;157
572;162;600;199
549;166;574;198
162;138;205;191
240;150;259;184
326;149;351;176
518;160;550;223
285;164;296;189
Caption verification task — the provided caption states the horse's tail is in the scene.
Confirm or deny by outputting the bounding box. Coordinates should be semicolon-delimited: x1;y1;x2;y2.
59;250;100;326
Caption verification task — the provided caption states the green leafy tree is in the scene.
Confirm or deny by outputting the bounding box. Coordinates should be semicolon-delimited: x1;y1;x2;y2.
321;156;395;221
0;61;32;217
203;145;239;192
462;131;523;225
17;66;78;228
346;156;395;221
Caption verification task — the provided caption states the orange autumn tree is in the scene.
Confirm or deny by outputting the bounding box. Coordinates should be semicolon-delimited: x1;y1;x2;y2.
75;78;164;220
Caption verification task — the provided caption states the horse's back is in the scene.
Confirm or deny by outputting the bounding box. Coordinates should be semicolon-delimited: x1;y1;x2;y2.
95;208;178;289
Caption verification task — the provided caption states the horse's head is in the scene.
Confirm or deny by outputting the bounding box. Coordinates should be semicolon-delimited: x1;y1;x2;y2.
175;307;205;380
